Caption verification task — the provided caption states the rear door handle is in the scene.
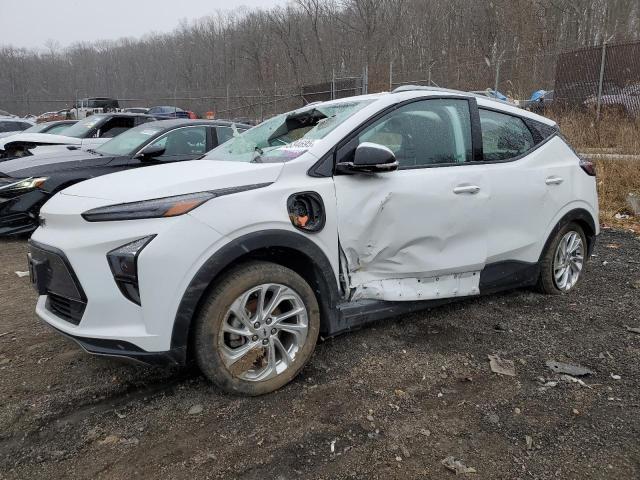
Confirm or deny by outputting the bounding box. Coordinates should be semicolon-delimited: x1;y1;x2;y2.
545;176;564;185
453;185;480;194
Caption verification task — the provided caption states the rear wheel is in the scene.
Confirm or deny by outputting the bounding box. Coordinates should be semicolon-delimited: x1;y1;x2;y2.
194;261;320;396
537;222;587;294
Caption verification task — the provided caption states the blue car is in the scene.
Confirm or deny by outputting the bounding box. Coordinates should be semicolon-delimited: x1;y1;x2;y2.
148;106;191;119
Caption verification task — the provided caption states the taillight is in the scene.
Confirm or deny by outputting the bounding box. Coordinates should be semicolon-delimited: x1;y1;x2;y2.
579;158;596;176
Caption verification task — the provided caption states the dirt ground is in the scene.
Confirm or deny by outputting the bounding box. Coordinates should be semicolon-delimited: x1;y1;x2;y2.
1;229;639;480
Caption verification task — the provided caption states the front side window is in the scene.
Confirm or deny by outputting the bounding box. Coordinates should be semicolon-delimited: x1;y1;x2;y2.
146;126;207;158
357;99;472;167
479;109;534;161
206;100;373;163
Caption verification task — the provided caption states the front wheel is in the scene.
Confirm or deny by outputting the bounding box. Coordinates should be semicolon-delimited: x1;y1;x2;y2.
537;222;587;294
193;261;320;396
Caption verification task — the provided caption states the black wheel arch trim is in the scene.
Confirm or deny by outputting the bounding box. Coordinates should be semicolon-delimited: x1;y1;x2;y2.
540;208;598;260
170;229;341;360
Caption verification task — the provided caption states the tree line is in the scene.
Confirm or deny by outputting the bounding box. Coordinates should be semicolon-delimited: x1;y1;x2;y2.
0;0;638;117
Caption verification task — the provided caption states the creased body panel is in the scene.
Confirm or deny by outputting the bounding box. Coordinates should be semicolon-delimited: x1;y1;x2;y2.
334;165;489;301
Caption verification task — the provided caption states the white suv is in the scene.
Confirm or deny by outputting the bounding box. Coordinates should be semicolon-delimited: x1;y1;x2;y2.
29;87;598;395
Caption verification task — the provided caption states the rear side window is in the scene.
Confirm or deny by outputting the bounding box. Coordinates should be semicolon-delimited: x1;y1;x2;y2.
479;109;534;161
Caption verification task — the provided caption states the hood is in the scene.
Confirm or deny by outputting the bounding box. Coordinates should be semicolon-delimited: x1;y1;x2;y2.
0;149;109;176
0;131;21;139
0;132;82;150
60;159;285;203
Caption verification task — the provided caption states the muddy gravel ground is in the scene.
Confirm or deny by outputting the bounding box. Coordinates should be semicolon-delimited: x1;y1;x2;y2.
1;229;639;479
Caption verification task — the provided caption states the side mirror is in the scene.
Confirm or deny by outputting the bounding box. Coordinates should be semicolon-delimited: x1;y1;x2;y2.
337;142;398;174
136;144;166;161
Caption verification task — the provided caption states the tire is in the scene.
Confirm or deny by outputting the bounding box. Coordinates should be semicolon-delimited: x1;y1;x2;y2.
537;222;587;295
193;261;320;396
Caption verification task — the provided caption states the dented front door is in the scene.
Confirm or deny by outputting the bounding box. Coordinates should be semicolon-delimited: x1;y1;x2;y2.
333;97;490;301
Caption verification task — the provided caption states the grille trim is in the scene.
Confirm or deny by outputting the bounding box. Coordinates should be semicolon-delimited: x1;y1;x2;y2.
29;240;87;325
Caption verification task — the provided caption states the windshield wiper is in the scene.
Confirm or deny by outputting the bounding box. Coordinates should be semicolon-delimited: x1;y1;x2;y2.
86;148;104;156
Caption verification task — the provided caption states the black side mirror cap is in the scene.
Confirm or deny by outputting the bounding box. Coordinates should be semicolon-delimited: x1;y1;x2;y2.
336;142;398;174
135;144;166;161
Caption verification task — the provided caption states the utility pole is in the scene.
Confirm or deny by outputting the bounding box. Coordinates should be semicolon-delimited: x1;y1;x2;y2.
331;69;335;100
596;42;607;121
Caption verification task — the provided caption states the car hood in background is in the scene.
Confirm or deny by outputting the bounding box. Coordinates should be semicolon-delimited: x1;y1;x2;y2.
0;149;111;177
0;132;83;150
60;160;285;203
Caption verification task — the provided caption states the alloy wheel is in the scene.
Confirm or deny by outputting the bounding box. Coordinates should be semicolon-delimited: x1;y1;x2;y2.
217;283;308;381
553;231;584;291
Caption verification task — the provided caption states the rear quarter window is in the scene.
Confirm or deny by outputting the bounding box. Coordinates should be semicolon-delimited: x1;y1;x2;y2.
479;109;535;161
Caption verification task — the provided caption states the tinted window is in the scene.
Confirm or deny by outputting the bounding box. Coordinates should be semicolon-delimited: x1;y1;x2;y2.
99;117;135;138
358;99;472;167
147;126;207;158
215;125;248;145
479;109;534;161
0;121;31;133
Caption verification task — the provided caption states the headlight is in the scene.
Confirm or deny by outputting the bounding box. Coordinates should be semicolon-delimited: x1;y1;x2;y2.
81;183;272;222
107;235;155;305
0;176;48;192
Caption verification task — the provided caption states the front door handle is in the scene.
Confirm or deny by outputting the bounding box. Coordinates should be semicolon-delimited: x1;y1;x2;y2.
453;185;480;194
545;176;564;185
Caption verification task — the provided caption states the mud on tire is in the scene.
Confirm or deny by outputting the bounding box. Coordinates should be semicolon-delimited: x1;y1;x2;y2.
193;261;320;396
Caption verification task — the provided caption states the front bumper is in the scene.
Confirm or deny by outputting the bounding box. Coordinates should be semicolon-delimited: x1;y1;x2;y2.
30;194;226;362
0;189;49;236
42;313;185;366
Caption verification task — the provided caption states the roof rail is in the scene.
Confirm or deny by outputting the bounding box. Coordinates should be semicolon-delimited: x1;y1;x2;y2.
392;84;514;105
392;85;465;95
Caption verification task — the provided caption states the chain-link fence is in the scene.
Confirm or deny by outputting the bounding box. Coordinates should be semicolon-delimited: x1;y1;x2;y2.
555;40;640;118
3;41;639;122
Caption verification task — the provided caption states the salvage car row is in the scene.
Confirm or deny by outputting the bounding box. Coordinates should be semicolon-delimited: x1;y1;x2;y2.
3;86;598;396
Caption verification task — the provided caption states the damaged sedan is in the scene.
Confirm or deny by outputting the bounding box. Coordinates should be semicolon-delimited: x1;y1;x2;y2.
28;87;598;395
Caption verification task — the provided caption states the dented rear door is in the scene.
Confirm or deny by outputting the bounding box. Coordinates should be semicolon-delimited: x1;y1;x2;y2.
333;97;490;301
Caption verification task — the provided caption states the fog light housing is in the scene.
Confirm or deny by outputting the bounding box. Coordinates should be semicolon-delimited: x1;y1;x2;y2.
106;235;155;305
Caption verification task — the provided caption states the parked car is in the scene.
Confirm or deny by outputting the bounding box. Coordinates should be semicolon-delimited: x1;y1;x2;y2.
124;107;150;114
70;97;120;120
0;119;249;235
21;120;78;135
27;87;598;395
148;106;190;119
36;110;73;123
583;83;640;117
524;90;554;113
0;113;154;159
0;117;35;139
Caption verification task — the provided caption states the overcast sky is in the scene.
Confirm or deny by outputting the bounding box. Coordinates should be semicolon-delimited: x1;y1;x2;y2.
1;0;285;50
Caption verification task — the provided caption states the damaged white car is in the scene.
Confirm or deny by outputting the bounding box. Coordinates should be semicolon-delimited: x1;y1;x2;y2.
29;86;598;395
